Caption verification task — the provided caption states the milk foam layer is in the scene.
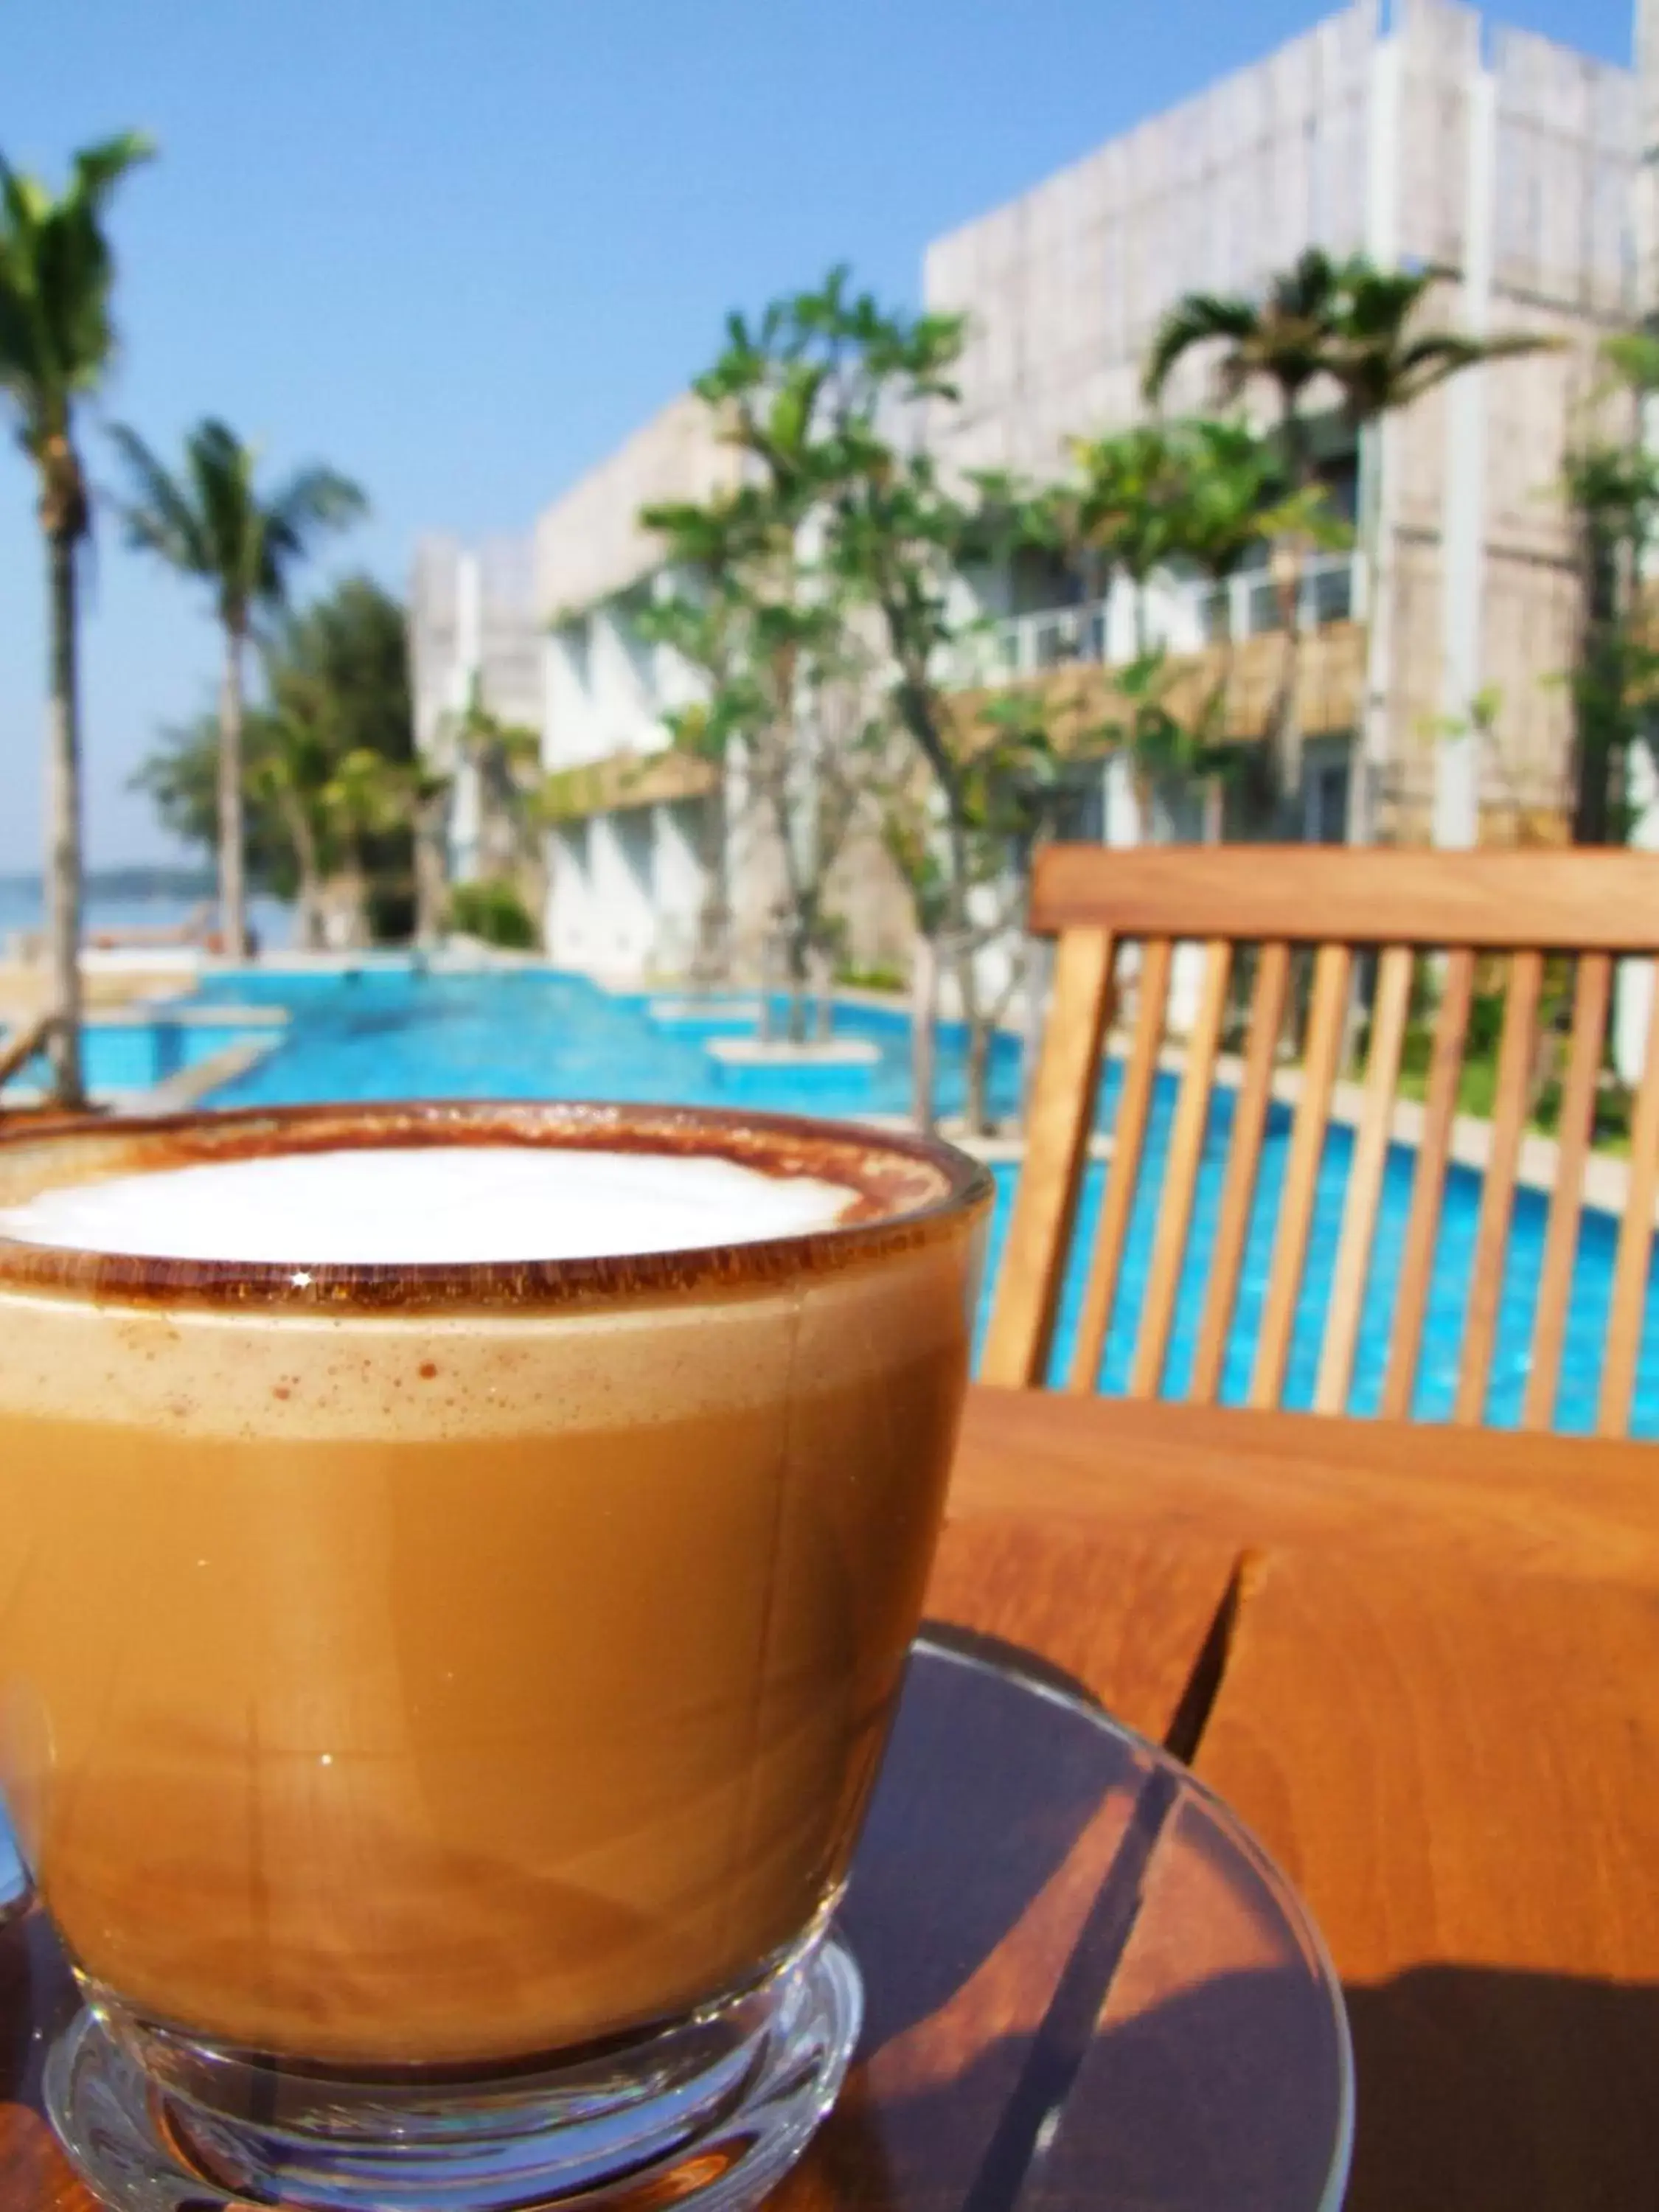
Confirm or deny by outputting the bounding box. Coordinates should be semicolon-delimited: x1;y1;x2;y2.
0;1145;859;1264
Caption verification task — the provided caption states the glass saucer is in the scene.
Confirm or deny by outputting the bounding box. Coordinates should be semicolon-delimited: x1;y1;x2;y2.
818;1627;1354;2212
35;1630;1352;2212
0;1814;26;1928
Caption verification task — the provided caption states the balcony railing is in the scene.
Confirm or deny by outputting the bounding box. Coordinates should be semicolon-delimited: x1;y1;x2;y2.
978;553;1357;685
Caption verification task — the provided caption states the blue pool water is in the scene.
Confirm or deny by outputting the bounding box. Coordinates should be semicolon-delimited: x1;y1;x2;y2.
189;968;1027;1122
981;1092;1659;1437
61;964;1659;1436
5;1014;280;1095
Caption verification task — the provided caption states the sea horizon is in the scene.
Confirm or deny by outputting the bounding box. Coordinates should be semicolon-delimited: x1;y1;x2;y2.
0;876;294;953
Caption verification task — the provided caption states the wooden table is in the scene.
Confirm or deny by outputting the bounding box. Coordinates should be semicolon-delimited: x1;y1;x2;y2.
914;1388;1659;2212
1;1388;1653;2210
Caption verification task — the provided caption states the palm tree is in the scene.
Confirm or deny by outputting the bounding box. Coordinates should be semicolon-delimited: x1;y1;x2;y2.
1147;251;1550;832
406;763;453;947
1169;418;1345;834
109;417;365;959
1329;262;1548;422
245;707;335;950
1144;251;1350;811
1556;333;1659;841
1062;422;1195;653
321;747;409;949
1144;247;1346;489
0;131;153;1107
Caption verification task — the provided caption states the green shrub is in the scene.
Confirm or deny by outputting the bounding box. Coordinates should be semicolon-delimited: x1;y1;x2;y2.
834;960;906;993
447;877;538;950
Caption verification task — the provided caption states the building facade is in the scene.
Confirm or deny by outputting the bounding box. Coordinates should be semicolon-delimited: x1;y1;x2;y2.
409;535;542;884
414;0;1641;981
925;0;1636;847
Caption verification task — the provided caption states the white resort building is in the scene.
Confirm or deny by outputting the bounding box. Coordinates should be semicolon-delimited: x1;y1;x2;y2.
411;0;1645;984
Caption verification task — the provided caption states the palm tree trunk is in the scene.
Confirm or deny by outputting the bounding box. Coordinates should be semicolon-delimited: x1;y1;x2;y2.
414;808;448;947
910;931;939;1135
1273;399;1313;835
692;772;731;984
1353;414;1390;844
279;792;327;950
1263;552;1307;832
218;621;249;960
964;993;995;1136
43;526;86;1110
1201;615;1237;842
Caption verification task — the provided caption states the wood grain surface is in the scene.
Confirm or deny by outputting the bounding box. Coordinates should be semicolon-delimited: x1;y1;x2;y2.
1523;951;1612;1432
1066;937;1171;1393
1602;972;1659;1437
949;1388;1659;1586
1190;942;1290;1405
1249;942;1351;1410
978;929;1116;1391
1453;950;1543;1425
1130;939;1231;1401
1314;942;1413;1415
1194;1551;1659;2212
1380;945;1475;1422
1030;841;1659;951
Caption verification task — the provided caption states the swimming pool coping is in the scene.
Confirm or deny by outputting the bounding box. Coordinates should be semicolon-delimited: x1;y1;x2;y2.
869;1034;1645;1225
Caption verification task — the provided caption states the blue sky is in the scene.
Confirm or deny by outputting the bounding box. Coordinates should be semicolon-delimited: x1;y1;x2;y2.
0;0;1637;871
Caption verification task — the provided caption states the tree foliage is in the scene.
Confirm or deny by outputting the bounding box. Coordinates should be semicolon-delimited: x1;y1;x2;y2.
133;576;419;942
0;129;153;1104
109;415;366;955
637;273;974;1034
0;131;154;541
108;419;365;633
1562;344;1659;843
1146;249;1550;830
656;267;1062;1122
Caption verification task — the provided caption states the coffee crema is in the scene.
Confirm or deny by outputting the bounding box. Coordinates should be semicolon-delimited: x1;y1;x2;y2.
0;1104;990;2067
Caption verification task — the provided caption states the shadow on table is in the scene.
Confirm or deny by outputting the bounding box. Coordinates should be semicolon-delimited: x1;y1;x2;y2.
1341;1964;1659;2212
796;1964;1659;2212
781;1964;1343;2212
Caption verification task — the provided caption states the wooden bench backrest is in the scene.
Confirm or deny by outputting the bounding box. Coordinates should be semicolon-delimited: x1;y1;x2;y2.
981;846;1659;1435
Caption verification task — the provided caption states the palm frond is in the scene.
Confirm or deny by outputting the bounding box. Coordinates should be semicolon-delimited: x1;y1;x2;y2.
107;421;213;572
108;414;365;623
257;464;367;603
69;133;157;216
1143;293;1259;400
179;419;262;605
1274;246;1346;320
0;133;150;445
1601;330;1659;398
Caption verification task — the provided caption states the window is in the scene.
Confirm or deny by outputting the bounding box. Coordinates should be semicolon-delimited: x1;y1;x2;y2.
1301;740;1352;844
558;619;592;693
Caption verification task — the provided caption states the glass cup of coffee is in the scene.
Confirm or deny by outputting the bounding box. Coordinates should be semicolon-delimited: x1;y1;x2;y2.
0;1100;990;2212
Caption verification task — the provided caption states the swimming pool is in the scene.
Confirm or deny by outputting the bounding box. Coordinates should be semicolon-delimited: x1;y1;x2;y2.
187;967;1028;1122
3;1008;286;1097
135;965;1659;1436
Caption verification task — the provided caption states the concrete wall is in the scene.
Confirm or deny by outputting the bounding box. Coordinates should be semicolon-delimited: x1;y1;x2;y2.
408;535;544;885
925;0;1636;846
535;394;741;619
1380;4;1638;838
545;799;714;977
922;3;1380;477
545;601;678;773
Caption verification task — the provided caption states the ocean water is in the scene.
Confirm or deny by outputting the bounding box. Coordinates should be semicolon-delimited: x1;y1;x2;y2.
0;884;293;952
